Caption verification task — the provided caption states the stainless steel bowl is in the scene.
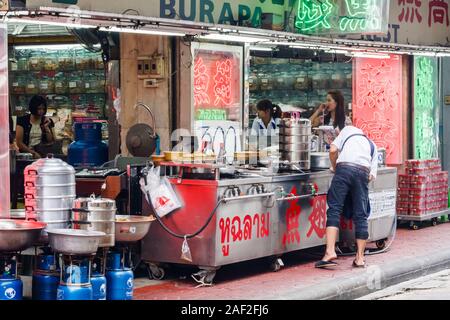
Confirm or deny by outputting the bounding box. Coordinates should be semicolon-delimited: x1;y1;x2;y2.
115;215;155;243
281;118;311;128
0;220;46;252
47;229;106;255
72;221;115;247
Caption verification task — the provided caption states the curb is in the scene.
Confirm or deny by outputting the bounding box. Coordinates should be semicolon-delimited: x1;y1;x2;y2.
264;248;450;300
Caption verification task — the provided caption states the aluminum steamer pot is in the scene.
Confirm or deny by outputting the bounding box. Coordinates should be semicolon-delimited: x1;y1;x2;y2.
310;152;331;170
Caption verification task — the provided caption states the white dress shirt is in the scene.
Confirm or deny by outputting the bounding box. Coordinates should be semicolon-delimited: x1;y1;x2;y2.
331;126;378;179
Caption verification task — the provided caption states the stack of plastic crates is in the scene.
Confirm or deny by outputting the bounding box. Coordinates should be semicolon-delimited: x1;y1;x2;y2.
397;159;448;216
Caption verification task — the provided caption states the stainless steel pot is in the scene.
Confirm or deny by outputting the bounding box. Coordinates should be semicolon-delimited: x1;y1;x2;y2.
115;215;155;243
36;210;71;222
282;151;310;162
25;184;76;198
281;135;311;144
280;126;312;136
71;209;116;222
281;118;311;128
25;195;76;210
280;142;311;152
88;198;116;210
47;229;105;255
16;153;33;160
310;152;331;169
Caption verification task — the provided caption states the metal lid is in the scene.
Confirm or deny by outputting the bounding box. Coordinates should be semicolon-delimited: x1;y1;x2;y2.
28;155;75;175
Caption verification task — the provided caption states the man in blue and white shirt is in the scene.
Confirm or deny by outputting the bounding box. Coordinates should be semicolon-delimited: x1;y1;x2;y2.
315;125;378;269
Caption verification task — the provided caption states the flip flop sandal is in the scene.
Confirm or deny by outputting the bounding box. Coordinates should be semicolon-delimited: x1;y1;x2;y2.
315;260;338;268
352;260;366;268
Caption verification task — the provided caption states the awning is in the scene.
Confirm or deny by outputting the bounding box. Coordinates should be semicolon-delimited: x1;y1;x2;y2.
2;6;450;56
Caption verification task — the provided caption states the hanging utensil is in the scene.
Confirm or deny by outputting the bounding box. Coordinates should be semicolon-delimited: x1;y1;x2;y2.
126;103;157;157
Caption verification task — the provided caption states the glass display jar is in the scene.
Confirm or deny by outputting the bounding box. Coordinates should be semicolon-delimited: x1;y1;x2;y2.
68;71;84;94
54;72;68;94
11;75;26;94
58;52;75;71
346;73;352;88
44;53;58;71
39;76;55;94
312;71;329;90
330;70;346;89
25;76;39;94
294;71;310;91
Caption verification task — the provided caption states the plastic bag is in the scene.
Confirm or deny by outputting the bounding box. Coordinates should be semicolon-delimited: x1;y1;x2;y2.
140;166;182;218
180;236;193;262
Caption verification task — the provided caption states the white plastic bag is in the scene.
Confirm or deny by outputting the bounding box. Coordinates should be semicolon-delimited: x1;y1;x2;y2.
140;166;182;218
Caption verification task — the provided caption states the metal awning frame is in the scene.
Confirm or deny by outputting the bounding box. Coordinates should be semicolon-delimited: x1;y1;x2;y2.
1;6;450;56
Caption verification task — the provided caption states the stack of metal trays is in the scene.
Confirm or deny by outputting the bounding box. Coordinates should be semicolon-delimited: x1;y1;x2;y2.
71;197;116;247
279;118;312;170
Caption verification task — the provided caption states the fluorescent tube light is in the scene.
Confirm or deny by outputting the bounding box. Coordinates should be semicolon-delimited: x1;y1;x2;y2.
349;52;391;59
324;49;349;55
199;33;260;43
5;17;97;29
412;52;438;57
249;46;274;52
99;26;186;37
14;44;98;50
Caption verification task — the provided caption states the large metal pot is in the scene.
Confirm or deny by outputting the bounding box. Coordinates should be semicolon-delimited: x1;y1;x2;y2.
24;156;75;185
281;118;311;128
281;135;311;144
71;209;115;222
282;151;310;162
35;210;71;222
47;229;105;255
280;126;312;136
25;195;76;210
310;152;331;169
115;215;155;243
0;220;46;252
25;184;76;198
88;198;116;210
280;142;311;152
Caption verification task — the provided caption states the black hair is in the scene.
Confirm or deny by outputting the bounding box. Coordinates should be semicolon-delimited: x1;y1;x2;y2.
256;99;282;119
324;90;345;130
29;95;47;116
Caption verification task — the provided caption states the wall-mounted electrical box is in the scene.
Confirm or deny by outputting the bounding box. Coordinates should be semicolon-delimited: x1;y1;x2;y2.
143;78;159;88
137;54;165;79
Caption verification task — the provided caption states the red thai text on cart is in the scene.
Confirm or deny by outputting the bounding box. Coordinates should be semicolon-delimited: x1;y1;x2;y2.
219;212;270;257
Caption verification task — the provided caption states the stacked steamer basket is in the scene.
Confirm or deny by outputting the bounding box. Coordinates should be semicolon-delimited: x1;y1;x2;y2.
279;118;312;170
24;155;75;241
397;159;448;217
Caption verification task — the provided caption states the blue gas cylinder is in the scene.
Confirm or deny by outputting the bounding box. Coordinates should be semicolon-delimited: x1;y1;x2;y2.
106;269;133;300
32;271;59;300
32;254;59;300
91;272;107;300
0;277;23;300
57;284;93;301
68;122;108;167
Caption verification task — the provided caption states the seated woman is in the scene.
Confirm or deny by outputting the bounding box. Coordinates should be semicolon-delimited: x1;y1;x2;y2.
309;90;352;133
16;95;55;159
249;99;282;151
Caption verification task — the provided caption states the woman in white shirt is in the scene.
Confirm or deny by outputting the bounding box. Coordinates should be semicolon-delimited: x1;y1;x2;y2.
249;100;282;151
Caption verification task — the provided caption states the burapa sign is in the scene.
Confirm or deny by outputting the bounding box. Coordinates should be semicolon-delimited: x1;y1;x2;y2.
29;0;292;26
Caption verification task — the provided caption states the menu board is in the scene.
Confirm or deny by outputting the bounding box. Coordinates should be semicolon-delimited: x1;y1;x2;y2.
413;56;439;159
352;54;403;165
192;44;242;123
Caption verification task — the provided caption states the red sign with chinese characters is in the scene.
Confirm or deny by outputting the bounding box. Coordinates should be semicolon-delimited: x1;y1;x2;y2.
352;55;403;165
193;50;241;121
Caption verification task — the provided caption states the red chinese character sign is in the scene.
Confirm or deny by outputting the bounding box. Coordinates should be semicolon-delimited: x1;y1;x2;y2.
193;47;242;122
352;55;404;165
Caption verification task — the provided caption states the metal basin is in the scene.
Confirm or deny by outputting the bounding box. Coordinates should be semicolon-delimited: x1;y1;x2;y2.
311;152;331;169
115;215;155;243
47;229;106;255
0;220;46;252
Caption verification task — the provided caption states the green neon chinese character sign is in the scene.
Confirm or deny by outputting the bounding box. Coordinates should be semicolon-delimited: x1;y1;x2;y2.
414;57;439;159
294;0;388;35
295;0;334;32
339;0;382;32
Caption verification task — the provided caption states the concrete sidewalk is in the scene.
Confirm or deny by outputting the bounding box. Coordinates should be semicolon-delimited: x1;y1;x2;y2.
133;220;450;300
